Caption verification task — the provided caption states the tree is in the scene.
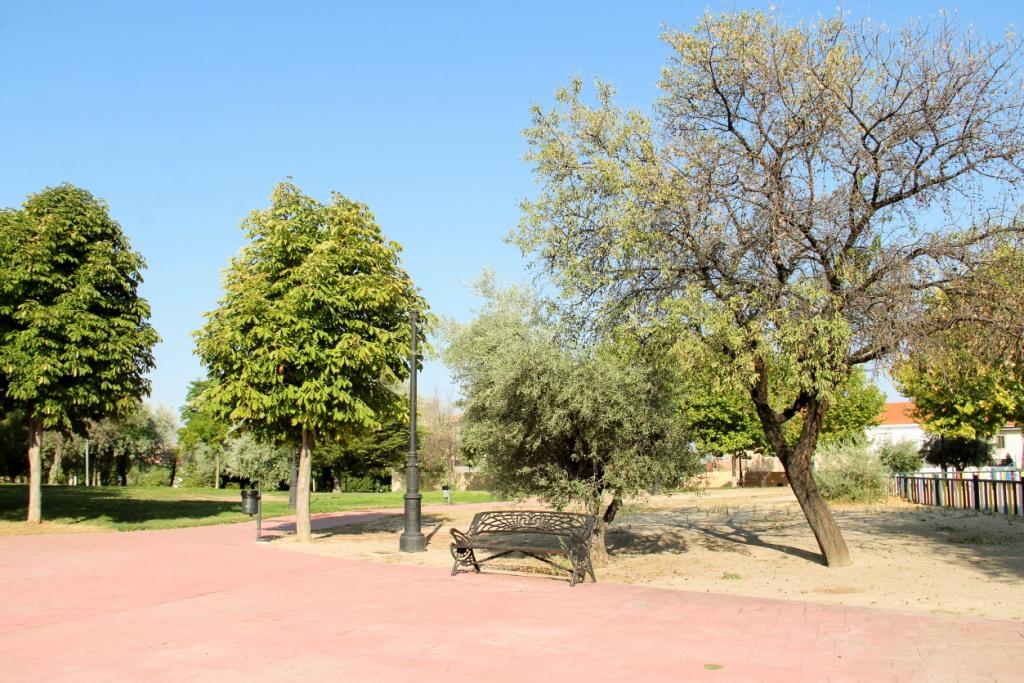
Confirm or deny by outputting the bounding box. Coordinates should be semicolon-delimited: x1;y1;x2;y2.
419;391;460;488
877;440;922;474
921;435;993;471
0;185;158;521
314;411;414;492
683;366;884;457
178;379;231;487
220;433;291;488
896;244;1024;439
194;183;425;541
444;278;700;562
515;11;1024;566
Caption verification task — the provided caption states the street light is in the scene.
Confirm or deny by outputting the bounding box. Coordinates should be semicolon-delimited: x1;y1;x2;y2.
399;310;426;552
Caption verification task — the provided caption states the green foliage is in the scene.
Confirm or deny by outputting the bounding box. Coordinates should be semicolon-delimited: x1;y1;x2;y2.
313;415;412;490
877;440;922;474
178;379;230;457
896;246;1024;440
220;433;290;486
0;410;28;479
193;182;426;441
815;370;886;446
681;367;884;456
680;381;766;457
129;466;173;487
82;402;175;485
920;436;993;471
444;277;700;515
813;443;886;503
0;184;159;431
177;443;217;487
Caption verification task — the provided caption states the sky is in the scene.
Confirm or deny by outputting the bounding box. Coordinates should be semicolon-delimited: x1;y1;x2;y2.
0;1;1019;413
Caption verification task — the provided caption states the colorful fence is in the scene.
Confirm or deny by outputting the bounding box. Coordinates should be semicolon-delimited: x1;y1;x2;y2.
888;472;1024;517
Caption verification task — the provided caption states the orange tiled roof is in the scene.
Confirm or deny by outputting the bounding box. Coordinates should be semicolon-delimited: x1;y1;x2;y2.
878;401;916;426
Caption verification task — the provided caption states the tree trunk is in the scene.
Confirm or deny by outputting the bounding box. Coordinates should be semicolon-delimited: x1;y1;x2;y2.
751;373;852;567
27;418;43;523
47;434;64;484
214;451;221;489
167;456;177;487
295;427;314;542
780;441;851;567
590;496;622;567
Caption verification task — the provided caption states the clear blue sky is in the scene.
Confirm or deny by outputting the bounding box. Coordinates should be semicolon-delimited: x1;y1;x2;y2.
1;1;1017;412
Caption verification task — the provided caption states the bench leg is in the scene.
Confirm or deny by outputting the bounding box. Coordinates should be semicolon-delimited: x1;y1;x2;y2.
450;546;480;576
569;548;596;586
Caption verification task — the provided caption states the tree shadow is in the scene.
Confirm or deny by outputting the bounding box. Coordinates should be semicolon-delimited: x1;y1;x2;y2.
687;522;826;565
830;505;1024;580
0;485;241;526
308;513;452;549
607;502;1024;576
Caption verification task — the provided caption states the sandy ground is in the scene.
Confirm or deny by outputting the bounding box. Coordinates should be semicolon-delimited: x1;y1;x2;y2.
275;487;1024;620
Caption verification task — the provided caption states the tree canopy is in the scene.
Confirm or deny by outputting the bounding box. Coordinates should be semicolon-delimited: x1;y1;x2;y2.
515;11;1024;566
0;184;158;521
193;182;425;540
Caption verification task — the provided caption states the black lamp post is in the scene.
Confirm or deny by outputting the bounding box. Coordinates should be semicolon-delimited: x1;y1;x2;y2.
400;311;426;552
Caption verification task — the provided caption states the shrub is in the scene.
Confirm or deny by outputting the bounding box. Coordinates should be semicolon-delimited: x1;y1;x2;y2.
878;440;922;473
813;442;886;503
128;466;172;487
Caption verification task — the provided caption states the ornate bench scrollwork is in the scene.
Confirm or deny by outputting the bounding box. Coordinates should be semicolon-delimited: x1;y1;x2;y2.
449;511;597;586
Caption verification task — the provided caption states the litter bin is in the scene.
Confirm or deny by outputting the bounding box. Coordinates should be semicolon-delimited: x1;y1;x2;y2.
241;489;260;516
442;484;451;504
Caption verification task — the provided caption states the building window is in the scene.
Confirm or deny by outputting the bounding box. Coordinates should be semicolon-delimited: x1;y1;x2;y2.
996;435;1006;449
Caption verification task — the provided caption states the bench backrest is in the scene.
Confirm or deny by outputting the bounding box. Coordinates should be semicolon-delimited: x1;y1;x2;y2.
467;510;596;539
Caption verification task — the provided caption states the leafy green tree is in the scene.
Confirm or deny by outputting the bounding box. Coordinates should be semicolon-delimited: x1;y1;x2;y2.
314;411;414;492
921;436;993;472
194;183;425;541
683;367;883;457
877;440;922;474
221;433;291;487
515;12;1024;566
896;245;1024;439
0;185;158;521
178;379;231;487
444;278;700;562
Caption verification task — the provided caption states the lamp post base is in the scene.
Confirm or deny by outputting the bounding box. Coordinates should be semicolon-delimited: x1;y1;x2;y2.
399;532;426;552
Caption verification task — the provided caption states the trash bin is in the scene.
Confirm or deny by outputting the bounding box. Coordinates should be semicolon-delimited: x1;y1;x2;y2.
441;485;451;504
241;489;260;515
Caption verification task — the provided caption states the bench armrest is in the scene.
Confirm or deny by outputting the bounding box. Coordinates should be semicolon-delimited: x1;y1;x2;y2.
450;527;471;546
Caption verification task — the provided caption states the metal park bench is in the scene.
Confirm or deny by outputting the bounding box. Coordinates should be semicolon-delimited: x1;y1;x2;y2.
449;510;597;586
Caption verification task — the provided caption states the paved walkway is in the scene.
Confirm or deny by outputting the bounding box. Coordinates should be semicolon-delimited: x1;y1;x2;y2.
1;508;1022;682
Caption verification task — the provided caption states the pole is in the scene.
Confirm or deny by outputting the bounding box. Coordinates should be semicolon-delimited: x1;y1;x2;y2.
256;480;263;542
84;439;90;487
400;311;426;552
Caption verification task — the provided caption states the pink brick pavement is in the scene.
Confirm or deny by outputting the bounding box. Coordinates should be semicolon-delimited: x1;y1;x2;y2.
1;507;1022;682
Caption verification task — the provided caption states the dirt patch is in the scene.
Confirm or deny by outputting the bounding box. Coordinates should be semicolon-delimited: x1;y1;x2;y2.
274;488;1024;620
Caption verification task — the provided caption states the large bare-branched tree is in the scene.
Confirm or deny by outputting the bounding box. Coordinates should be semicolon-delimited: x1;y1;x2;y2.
516;11;1024;566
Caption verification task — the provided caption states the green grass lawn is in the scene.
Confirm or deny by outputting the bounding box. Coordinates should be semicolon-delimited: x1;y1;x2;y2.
0;485;496;532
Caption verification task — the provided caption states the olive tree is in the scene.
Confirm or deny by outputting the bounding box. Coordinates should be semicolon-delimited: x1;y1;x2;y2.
444;277;700;562
194;183;425;541
516;12;1024;565
0;185;158;521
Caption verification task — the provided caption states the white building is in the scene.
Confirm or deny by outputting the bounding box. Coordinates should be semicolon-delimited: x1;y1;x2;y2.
866;401;1023;469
